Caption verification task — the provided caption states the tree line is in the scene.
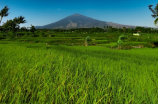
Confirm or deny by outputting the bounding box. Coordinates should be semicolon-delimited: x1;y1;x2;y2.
35;26;158;34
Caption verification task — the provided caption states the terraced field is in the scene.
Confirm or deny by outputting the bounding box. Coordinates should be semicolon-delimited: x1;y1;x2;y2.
0;32;158;103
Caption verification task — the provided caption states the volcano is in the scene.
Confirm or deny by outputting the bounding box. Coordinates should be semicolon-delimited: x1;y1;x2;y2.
35;14;147;29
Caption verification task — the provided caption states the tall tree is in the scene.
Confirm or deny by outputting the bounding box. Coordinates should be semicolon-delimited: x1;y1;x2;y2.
12;16;27;30
13;16;27;25
108;26;113;32
127;28;132;33
1;20;15;32
2;16;27;33
148;3;158;27
104;26;106;32
0;5;10;24
123;27;126;33
20;26;28;32
30;24;36;33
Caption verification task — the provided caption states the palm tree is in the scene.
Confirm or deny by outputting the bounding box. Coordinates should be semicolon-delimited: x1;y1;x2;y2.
148;3;158;27
30;24;36;34
2;16;27;36
13;16;27;24
2;20;16;33
0;5;10;24
13;16;27;32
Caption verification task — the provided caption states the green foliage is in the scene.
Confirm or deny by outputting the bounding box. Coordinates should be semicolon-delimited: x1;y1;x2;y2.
24;32;32;37
117;39;123;45
117;34;128;46
20;26;28;32
0;5;10;24
0;31;6;39
148;3;158;27
30;24;36;33
0;32;3;39
123;26;126;33
16;32;25;37
85;36;92;45
2;16;26;33
86;36;91;41
7;31;15;39
1;20;18;32
0;5;27;39
41;32;47;37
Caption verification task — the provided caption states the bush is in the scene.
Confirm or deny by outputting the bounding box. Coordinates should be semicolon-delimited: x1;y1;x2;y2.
0;34;4;39
32;34;39;37
7;31;15;39
149;41;158;48
0;31;6;39
86;36;91;41
129;36;143;42
117;34;128;46
16;32;25;37
40;32;47;37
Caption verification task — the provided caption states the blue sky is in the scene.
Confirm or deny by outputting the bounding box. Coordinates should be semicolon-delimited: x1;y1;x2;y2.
0;0;158;29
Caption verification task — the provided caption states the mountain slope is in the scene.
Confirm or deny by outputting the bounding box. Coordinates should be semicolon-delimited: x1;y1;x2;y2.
34;14;150;29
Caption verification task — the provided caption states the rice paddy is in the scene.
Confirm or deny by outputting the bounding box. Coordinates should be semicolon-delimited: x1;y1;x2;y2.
0;37;158;103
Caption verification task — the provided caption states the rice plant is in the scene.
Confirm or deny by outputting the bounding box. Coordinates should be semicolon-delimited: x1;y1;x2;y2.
0;41;158;103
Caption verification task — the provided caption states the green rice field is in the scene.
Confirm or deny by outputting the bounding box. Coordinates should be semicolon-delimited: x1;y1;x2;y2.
0;39;158;103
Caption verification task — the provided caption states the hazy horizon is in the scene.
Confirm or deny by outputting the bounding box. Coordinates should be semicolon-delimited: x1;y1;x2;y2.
0;0;158;29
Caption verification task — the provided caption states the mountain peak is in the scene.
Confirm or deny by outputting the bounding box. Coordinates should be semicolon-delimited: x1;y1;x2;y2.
72;14;82;16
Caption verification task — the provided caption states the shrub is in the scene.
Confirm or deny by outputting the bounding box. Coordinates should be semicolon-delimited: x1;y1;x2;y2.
0;31;6;39
150;41;158;48
86;36;91;41
32;34;39;37
7;31;15;39
117;34;128;46
40;32;47;37
16;32;25;37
